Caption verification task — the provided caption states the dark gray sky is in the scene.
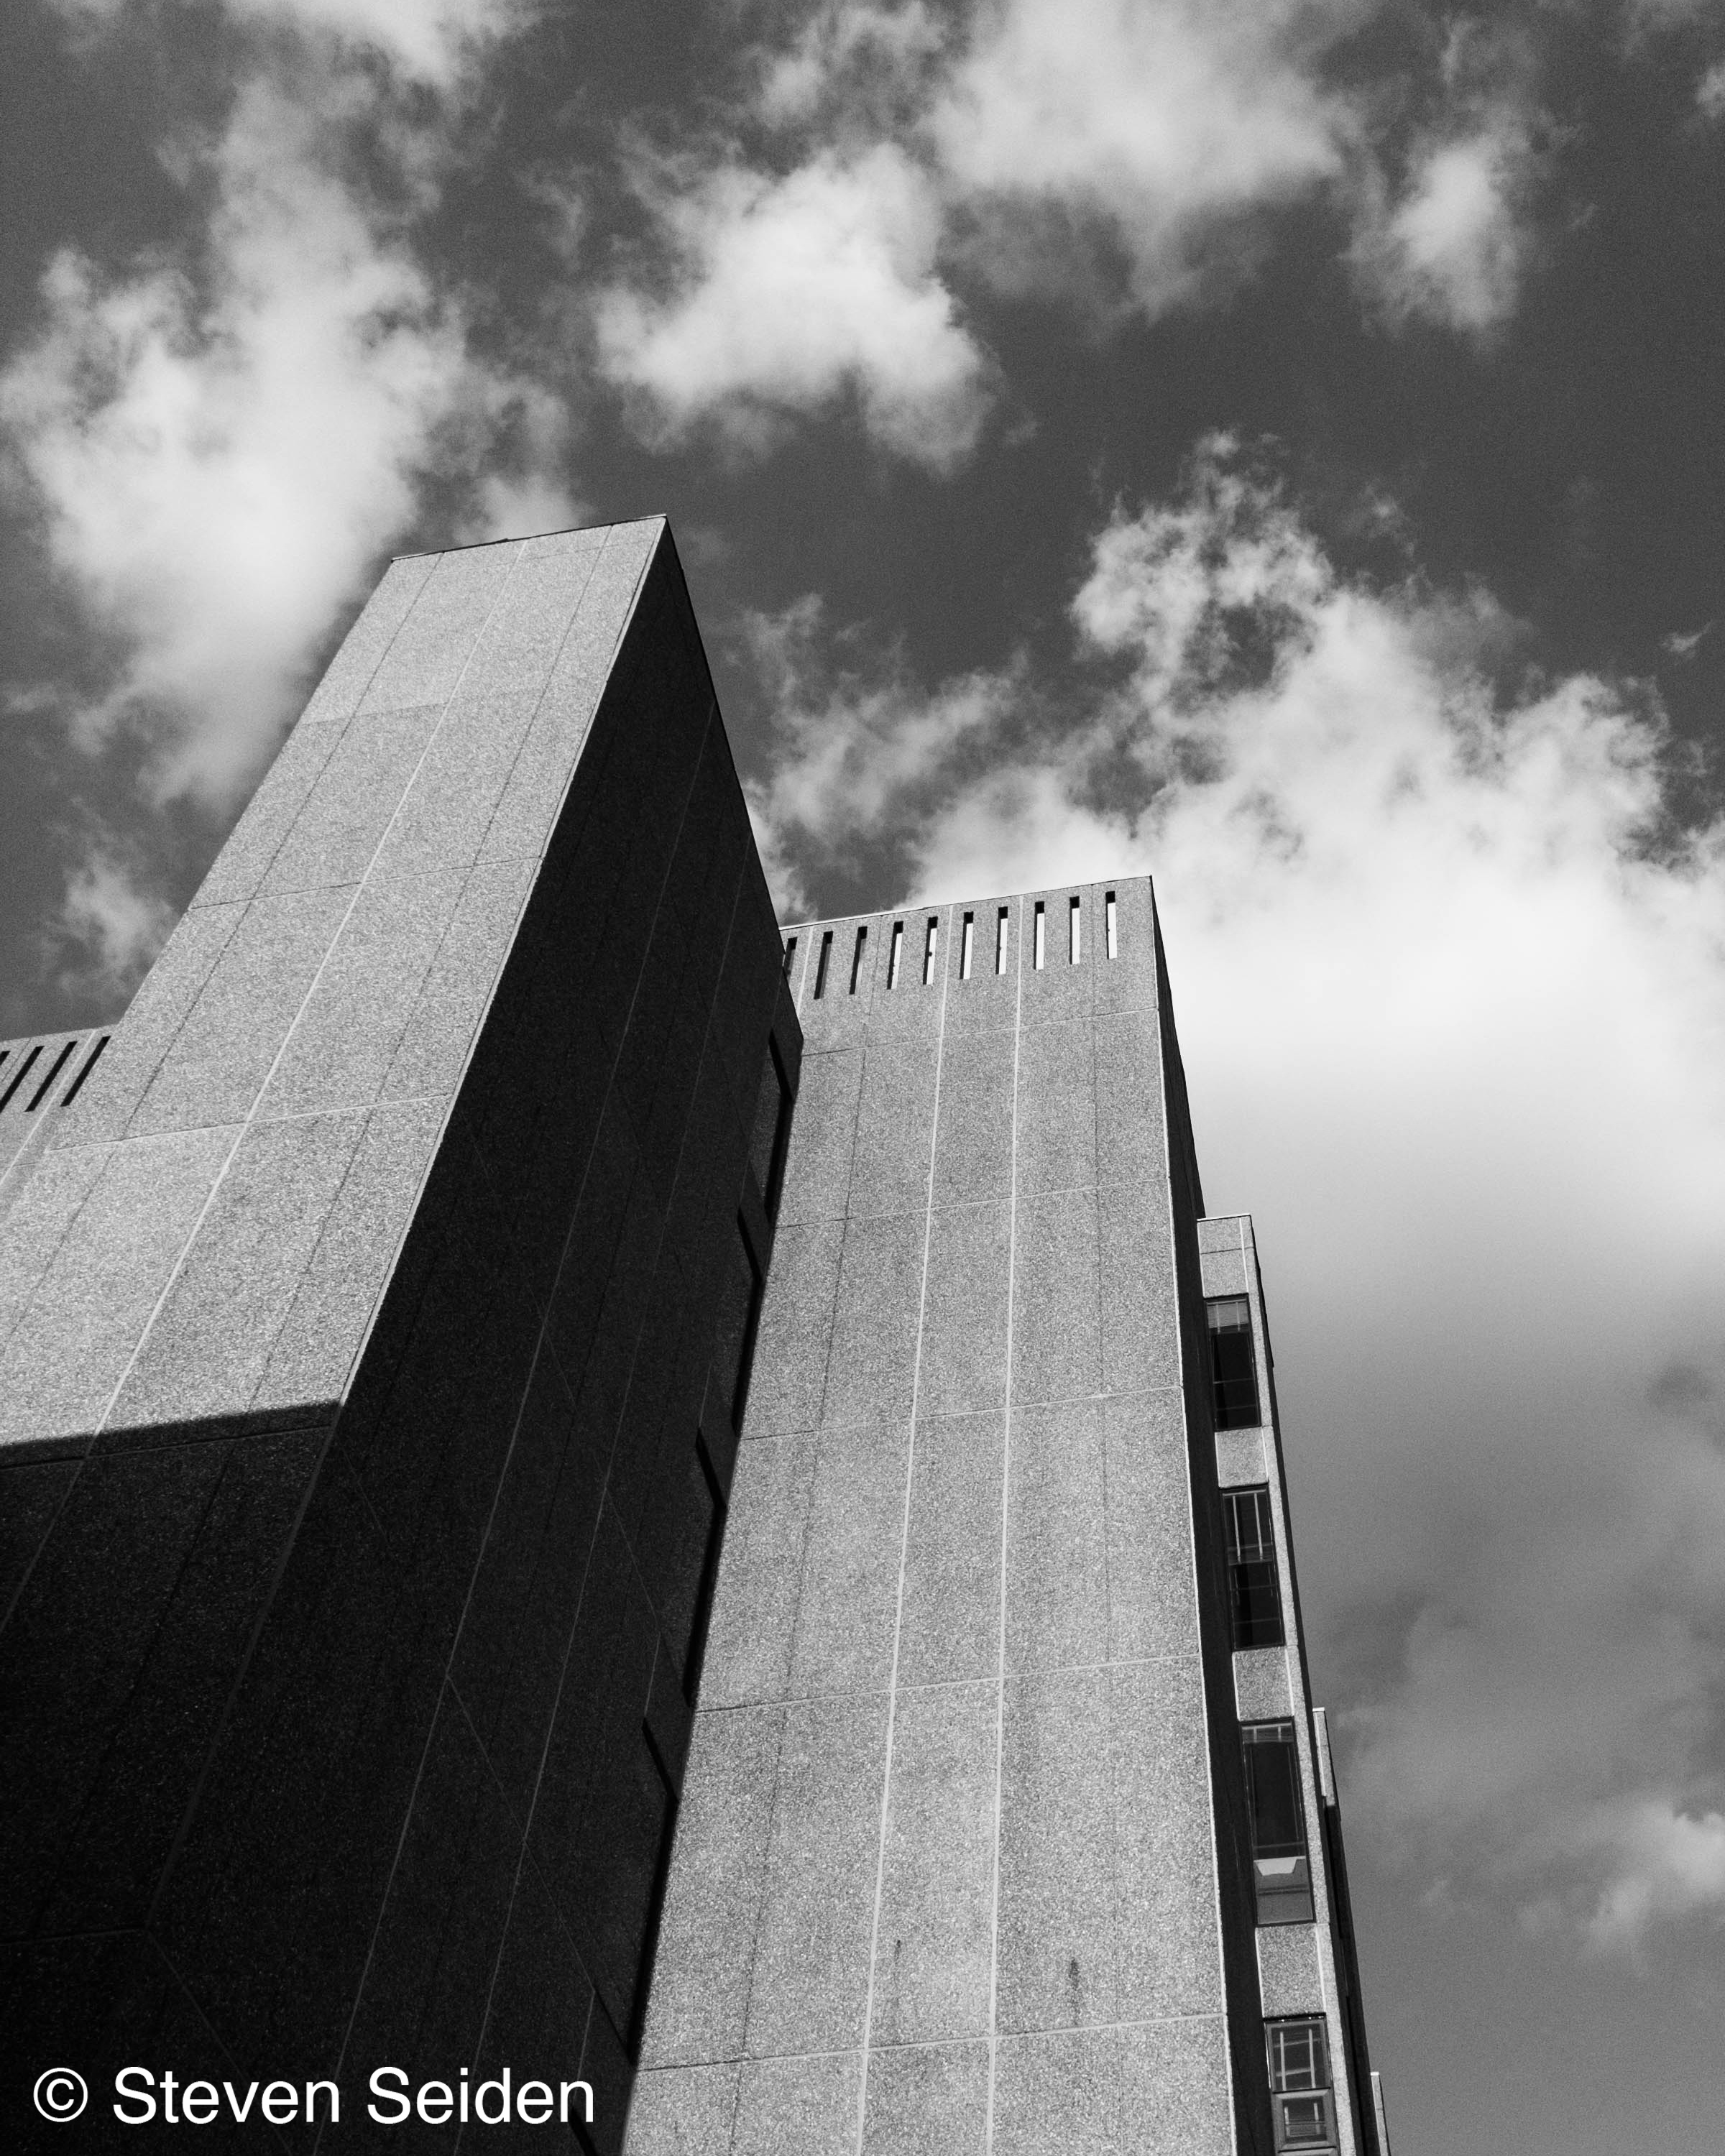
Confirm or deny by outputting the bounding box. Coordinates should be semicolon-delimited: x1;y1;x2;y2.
5;4;1725;2149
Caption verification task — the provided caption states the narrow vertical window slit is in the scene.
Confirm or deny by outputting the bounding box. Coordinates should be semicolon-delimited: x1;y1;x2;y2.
850;923;868;994
923;916;938;985
814;929;832;999
27;1041;77;1111
960;912;974;980
1069;894;1081;964
995;905;1008;974
1033;901;1045;970
59;1035;109;1110
1105;891;1118;959
888;920;903;989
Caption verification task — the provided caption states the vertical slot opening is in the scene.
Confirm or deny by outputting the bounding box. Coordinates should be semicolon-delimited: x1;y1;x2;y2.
813;929;833;999
26;1041;77;1112
59;1035;109;1110
628;1723;681;2065
850;923;868;994
1069;894;1081;964
682;1432;729;1705
1105;891;1117;959
995;905;1008;974
922;916;938;985
960;912;975;980
748;1035;794;1221
1033;902;1045;970
782;935;797;977
0;1045;42;1114
888;919;903;989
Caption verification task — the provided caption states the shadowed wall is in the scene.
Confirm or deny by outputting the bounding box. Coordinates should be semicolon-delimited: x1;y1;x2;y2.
0;519;798;2153
627;881;1270;2156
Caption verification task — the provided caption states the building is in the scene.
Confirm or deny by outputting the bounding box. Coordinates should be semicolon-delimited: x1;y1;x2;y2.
0;521;1386;2153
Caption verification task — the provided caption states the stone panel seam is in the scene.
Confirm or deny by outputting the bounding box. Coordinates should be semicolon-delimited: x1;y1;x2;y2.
981;893;1026;2156
320;1672;468;2151
137;1931;295;2156
93;550;530;1439
850;893;954;2156
1157;898;1240;2156
467;524;631;869
142;1411;346;1940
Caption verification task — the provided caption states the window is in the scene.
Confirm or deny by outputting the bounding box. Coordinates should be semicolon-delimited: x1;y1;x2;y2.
709;1217;765;1436
1105;890;1118;959
922;916;938;984
995;905;1009;975
888;919;903;989
782;935;797;977
1243;1721;1315;1925
748;1038;793;1220
1033;900;1045;969
961;911;975;980
1069;894;1081;963
1223;1488;1284;1649
849;923;868;995
813;929;833;999
1266;2019;1336;2152
1207;1295;1261;1428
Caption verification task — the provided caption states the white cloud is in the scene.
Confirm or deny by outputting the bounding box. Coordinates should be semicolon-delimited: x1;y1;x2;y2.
1355;125;1534;333
1348;23;1546;336
51;0;530;88
597;143;991;469
932;0;1358;313
742;596;1021;911
49;847;178;1002
4;1;573;996
1;27;574;816
747;439;1725;1948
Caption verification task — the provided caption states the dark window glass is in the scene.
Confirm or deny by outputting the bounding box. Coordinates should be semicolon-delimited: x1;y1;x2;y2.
709;1217;764;1437
1243;1721;1315;1925
1266;2019;1335;2151
748;1038;792;1220
1207;1295;1261;1428
1224;1487;1284;1649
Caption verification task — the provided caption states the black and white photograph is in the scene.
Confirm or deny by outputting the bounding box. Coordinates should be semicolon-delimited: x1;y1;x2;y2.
3;3;1724;2151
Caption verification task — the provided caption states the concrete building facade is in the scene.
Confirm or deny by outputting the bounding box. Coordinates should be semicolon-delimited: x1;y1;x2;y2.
630;890;1383;2156
0;522;1384;2155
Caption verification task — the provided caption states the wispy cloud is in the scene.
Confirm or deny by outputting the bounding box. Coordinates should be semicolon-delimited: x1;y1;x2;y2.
1349;26;1549;336
745;436;1725;1951
597;142;992;469
3;0;573;991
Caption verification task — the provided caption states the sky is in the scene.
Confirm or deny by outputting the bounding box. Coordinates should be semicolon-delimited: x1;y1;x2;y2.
2;1;1724;2147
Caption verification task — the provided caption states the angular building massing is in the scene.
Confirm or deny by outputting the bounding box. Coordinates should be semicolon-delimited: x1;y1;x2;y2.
0;521;1387;2155
632;892;1389;2156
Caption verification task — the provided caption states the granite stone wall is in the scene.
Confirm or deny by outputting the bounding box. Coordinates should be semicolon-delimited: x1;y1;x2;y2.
0;520;798;2152
629;878;1269;2156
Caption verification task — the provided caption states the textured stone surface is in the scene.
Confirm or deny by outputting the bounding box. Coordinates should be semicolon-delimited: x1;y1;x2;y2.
868;1678;997;2045
638;872;1355;2156
0;520;799;2156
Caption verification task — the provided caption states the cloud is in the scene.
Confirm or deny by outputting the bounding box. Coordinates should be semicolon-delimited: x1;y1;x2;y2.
3;2;575;989
597;0;1574;461
746;437;1725;1948
1353;124;1537;333
48;845;179;1003
50;0;531;88
932;0;1358;313
1349;26;1547;336
741;595;1022;911
596;143;992;469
